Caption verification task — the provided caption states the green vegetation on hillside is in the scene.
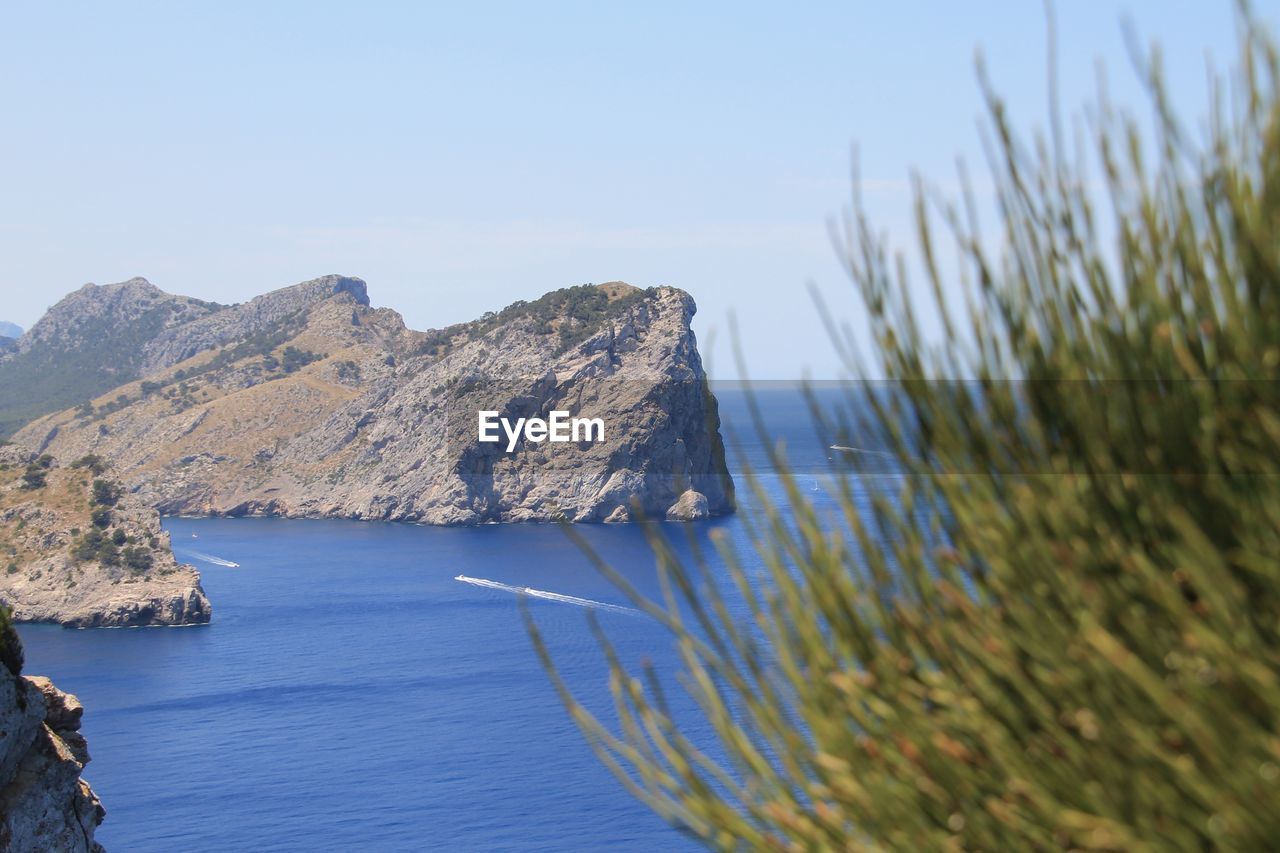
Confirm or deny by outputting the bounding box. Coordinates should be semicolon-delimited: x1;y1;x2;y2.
534;14;1280;851
69;525;152;572
65;308;328;421
0;605;21;677
70;454;107;475
0;296;222;439
417;283;657;358
267;345;324;374
67;475;152;571
19;455;51;490
0;457;166;589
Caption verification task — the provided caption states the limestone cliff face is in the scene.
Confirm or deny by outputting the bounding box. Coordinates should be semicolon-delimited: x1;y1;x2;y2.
17;279;734;524
0;278;222;438
0;447;210;628
6;278;216;361
0;669;104;852
263;283;733;523
139;275;369;373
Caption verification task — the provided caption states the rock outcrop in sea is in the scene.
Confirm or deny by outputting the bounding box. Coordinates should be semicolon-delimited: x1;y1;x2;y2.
0;446;211;628
16;277;734;524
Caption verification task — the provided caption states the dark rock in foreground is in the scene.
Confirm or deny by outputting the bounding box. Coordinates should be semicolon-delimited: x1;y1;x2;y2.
0;666;105;851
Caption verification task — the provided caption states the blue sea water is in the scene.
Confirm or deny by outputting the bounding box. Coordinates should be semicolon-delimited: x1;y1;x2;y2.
17;387;867;852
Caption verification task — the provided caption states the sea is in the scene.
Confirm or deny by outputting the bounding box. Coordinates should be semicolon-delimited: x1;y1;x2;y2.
17;385;877;852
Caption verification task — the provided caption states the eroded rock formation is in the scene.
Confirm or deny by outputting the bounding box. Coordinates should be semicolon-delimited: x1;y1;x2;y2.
17;279;734;524
0;446;210;628
0;660;104;851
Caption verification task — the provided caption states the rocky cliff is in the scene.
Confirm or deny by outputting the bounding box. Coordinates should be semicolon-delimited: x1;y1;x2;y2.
0;446;210;628
15;278;734;524
0;623;105;851
5;278;217;360
0;277;223;438
139;275;369;373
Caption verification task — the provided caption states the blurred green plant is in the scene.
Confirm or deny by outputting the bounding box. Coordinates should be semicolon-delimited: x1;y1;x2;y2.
529;9;1280;851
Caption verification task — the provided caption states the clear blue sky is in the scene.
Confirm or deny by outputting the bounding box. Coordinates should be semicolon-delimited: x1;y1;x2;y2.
1;1;1274;378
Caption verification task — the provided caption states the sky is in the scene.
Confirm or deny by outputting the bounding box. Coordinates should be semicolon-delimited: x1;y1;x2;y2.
0;1;1275;378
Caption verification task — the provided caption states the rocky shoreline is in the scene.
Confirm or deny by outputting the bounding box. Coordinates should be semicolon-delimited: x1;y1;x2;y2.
0;446;210;629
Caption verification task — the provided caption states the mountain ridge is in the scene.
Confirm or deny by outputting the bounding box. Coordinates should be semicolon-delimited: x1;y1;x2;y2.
0;275;369;438
12;275;734;524
0;276;220;437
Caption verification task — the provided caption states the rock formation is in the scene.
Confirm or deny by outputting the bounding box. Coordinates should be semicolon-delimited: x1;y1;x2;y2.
138;275;368;373
0;277;223;438
16;278;734;524
0;446;210;628
0;274;368;439
0;629;104;851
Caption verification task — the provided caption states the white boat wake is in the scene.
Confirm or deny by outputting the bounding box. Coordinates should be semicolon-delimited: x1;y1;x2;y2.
829;445;896;459
179;550;241;568
454;575;640;615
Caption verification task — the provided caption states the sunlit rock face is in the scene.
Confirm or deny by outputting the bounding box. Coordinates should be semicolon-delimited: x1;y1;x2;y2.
18;280;733;525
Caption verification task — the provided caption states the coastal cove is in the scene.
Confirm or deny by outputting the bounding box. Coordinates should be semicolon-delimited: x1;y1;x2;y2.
15;387;866;851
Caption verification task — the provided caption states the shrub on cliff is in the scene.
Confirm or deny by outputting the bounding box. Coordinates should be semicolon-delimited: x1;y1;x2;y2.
280;345;322;373
91;478;121;506
19;465;45;490
533;12;1280;851
0;605;22;676
70;528;124;567
429;282;658;356
71;530;105;562
71;453;107;475
19;454;52;489
122;546;153;574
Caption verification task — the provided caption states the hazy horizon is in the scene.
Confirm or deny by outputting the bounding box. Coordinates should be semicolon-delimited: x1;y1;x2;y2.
2;1;1275;378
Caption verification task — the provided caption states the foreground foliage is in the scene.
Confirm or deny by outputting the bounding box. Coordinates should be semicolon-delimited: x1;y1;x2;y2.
532;13;1280;852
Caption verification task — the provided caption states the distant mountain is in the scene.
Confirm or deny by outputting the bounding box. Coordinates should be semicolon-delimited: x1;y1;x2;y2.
0;275;361;439
14;277;734;524
0;321;21;339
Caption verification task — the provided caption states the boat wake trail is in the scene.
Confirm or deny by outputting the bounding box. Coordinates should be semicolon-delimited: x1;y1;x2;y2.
454;575;640;615
829;445;896;459
179;550;241;568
